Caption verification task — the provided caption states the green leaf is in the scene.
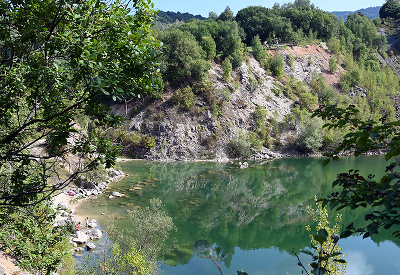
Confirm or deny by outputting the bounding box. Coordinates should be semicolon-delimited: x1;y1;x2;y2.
333;259;346;264
367;222;378;235
340;230;353;238
313;235;327;245
312;267;327;275
318;229;328;238
329;200;339;210
385;147;400;161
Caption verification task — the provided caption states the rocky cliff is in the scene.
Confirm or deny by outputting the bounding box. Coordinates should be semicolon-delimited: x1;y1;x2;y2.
110;43;345;161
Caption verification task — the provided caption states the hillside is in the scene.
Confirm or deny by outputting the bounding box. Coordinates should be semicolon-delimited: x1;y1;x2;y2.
330;6;380;20
110;43;346;161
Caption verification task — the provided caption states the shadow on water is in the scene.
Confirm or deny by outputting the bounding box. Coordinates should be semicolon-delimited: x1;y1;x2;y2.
77;156;400;274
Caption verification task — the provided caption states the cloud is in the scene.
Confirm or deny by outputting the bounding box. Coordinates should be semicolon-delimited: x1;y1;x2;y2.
345;251;374;275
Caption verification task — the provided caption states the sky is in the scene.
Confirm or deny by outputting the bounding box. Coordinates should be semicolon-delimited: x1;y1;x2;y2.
151;0;386;17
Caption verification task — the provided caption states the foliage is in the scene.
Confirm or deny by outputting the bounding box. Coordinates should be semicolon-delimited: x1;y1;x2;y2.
268;55;284;78
227;135;252;159
121;198;176;260
0;203;70;274
158;18;243;83
313;105;400;239
77;243;154;275
329;57;338;73
340;70;360;92
297;199;346;275
296;117;324;153
299;92;319;112
158;28;210;82
222;57;233;81
218;6;234;22
250;35;268;62
156;10;206;25
0;0;161;207
78;198;175;275
106;125;156;156
171;86;197;110
202;36;217;60
380;0;400;19
236;3;338;45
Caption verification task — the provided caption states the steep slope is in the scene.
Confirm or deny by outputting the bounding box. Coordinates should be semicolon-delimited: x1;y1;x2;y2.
110;44;346;161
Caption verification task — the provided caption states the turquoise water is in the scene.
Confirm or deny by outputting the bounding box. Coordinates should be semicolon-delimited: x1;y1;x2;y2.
77;156;400;274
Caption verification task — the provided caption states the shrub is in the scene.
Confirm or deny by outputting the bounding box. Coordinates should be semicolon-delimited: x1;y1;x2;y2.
296;116;324;153
299;92;318;111
227;138;251;159
0;204;70;274
329;57;338;73
269;55;284;78
140;135;156;149
172;86;196;110
340;70;360;92
231;52;243;69
222;57;233;81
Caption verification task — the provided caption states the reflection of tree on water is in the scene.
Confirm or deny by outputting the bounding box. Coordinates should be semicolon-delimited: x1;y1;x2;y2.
106;157;394;270
153;159;334;266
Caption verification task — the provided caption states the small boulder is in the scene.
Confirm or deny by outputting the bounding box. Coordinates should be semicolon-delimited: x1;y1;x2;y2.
86;229;102;239
58;202;68;210
73;234;88;244
75;247;84;252
86;242;96;250
112;191;124;197
53;219;66;227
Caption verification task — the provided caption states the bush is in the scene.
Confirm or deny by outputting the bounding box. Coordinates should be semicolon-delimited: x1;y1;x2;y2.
231;52;243;69
0;204;70;274
296;117;324;153
329;57;338;73
340;70;360;92
222;57;233;81
172;86;196;110
299;92;318;111
77;198;176;275
268;55;284;78
227;138;251;159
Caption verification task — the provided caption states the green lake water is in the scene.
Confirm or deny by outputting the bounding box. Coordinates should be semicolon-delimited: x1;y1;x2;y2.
77;156;400;274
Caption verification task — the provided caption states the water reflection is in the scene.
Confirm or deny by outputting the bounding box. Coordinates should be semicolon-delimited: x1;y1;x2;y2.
77;156;400;274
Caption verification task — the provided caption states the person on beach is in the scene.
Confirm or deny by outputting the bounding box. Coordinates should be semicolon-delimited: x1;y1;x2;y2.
85;217;89;229
76;222;81;238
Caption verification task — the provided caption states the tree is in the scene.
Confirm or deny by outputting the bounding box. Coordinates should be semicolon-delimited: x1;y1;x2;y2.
380;0;400;19
250;35;267;62
296;116;324;153
313;105;400;239
329;57;338;73
218;6;234;22
158;28;209;82
77;198;176;275
0;0;161;206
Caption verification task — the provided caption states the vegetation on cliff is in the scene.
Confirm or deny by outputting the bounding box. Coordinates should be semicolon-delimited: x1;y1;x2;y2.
110;0;399;161
1;0;400;273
